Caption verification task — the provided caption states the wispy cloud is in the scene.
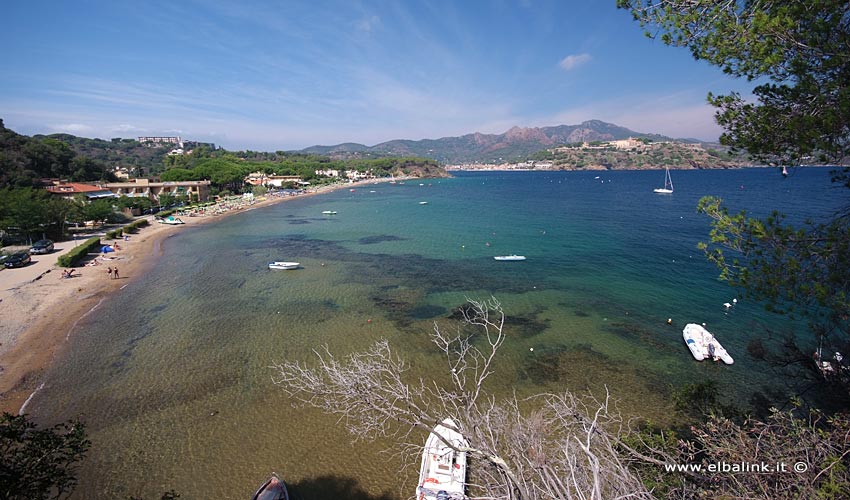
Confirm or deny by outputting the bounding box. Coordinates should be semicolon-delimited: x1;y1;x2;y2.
50;123;93;134
356;15;381;33
558;53;591;71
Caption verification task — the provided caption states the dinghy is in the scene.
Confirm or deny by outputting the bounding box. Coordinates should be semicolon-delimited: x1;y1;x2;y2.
268;261;300;270
683;323;733;364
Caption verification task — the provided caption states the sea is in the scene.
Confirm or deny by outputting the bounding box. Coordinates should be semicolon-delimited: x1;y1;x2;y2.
28;167;847;499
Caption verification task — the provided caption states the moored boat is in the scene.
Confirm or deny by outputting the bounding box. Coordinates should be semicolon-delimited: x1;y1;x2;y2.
251;473;290;500
682;323;733;364
417;418;468;500
493;255;526;261
268;261;300;270
321;210;337;215
158;215;186;225
653;167;674;194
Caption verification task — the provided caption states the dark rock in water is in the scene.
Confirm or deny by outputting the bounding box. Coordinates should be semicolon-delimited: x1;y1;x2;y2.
358;234;405;245
408;304;447;319
504;313;549;338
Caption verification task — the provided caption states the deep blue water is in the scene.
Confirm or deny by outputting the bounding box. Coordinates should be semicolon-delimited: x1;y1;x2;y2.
31;167;847;499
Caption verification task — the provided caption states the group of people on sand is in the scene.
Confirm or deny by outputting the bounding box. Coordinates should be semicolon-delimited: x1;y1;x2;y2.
106;266;120;279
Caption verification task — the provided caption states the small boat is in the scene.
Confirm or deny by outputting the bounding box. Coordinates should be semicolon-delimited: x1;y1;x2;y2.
159;216;186;225
417;418;468;500
419;201;429;205
654;167;674;194
251;473;290;500
494;255;526;261
268;261;300;270
682;323;733;364
321;210;337;215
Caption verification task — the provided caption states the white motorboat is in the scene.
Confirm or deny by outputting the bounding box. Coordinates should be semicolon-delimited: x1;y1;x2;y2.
417;418;468;500
683;323;733;364
419;201;429;205
268;261;300;270
251;473;290;500
653;167;674;194
493;255;526;261
321;210;337;215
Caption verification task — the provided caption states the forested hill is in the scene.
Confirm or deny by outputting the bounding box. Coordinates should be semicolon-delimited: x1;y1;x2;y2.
301;120;677;163
34;133;172;172
0;119;119;188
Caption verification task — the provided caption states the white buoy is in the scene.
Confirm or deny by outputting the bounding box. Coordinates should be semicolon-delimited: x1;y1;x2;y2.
723;302;732;308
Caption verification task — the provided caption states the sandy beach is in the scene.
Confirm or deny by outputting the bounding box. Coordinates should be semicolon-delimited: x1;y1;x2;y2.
0;180;394;415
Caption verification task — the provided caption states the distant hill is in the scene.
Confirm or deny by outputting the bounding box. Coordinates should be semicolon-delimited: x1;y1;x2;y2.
34;133;173;174
301;120;676;163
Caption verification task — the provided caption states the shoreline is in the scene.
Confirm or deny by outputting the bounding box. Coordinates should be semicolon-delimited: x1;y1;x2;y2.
0;178;401;415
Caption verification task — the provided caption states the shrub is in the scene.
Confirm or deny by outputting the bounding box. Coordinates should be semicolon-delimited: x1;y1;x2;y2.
57;237;101;267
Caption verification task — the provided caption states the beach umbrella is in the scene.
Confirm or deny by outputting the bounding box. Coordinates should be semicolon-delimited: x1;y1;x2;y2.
101;245;114;253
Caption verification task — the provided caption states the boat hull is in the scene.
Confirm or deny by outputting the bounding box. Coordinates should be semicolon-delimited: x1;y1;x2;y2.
251;474;290;500
682;323;733;364
417;418;468;500
268;262;300;270
494;255;526;261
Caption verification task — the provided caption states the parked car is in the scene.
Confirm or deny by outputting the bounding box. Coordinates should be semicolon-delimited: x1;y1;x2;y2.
4;252;32;268
29;239;55;254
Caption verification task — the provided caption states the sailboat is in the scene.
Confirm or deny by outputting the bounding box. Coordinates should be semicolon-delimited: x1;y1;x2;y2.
653;168;674;194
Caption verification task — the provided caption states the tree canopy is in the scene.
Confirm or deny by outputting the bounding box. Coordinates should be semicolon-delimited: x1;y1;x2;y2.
0;412;90;499
617;0;850;166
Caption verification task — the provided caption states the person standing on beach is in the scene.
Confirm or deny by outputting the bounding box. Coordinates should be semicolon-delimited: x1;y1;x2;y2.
113;267;119;279
107;266;113;279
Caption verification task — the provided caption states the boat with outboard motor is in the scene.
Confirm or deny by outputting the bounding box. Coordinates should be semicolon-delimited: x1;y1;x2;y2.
682;323;733;364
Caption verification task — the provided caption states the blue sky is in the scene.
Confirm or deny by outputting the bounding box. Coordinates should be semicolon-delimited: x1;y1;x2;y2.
1;1;753;151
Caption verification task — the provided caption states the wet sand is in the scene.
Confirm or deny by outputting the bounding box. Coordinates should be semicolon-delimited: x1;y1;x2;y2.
0;180;397;415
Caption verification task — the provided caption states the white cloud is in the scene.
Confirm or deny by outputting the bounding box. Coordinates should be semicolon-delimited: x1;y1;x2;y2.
50;123;93;134
558;53;591;71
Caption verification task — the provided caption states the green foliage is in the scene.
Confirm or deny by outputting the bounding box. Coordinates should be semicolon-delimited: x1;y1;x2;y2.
123;218;149;234
618;0;850;165
0;412;90;499
57;237;101;267
0;120;117;188
697;195;850;329
0;187;72;242
114;195;152;212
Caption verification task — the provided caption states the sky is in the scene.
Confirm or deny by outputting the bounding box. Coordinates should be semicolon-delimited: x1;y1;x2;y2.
1;0;755;151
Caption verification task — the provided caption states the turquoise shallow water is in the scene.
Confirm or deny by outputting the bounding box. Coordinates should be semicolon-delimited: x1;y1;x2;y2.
30;168;846;499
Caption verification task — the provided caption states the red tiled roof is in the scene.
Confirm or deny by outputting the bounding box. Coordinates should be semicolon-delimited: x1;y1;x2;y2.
46;183;104;194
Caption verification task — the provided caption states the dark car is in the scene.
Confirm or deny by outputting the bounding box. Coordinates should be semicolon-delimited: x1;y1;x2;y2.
29;239;55;254
4;252;32;268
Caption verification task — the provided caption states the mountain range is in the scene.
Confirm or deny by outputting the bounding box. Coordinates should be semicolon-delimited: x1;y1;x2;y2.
300;119;690;164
